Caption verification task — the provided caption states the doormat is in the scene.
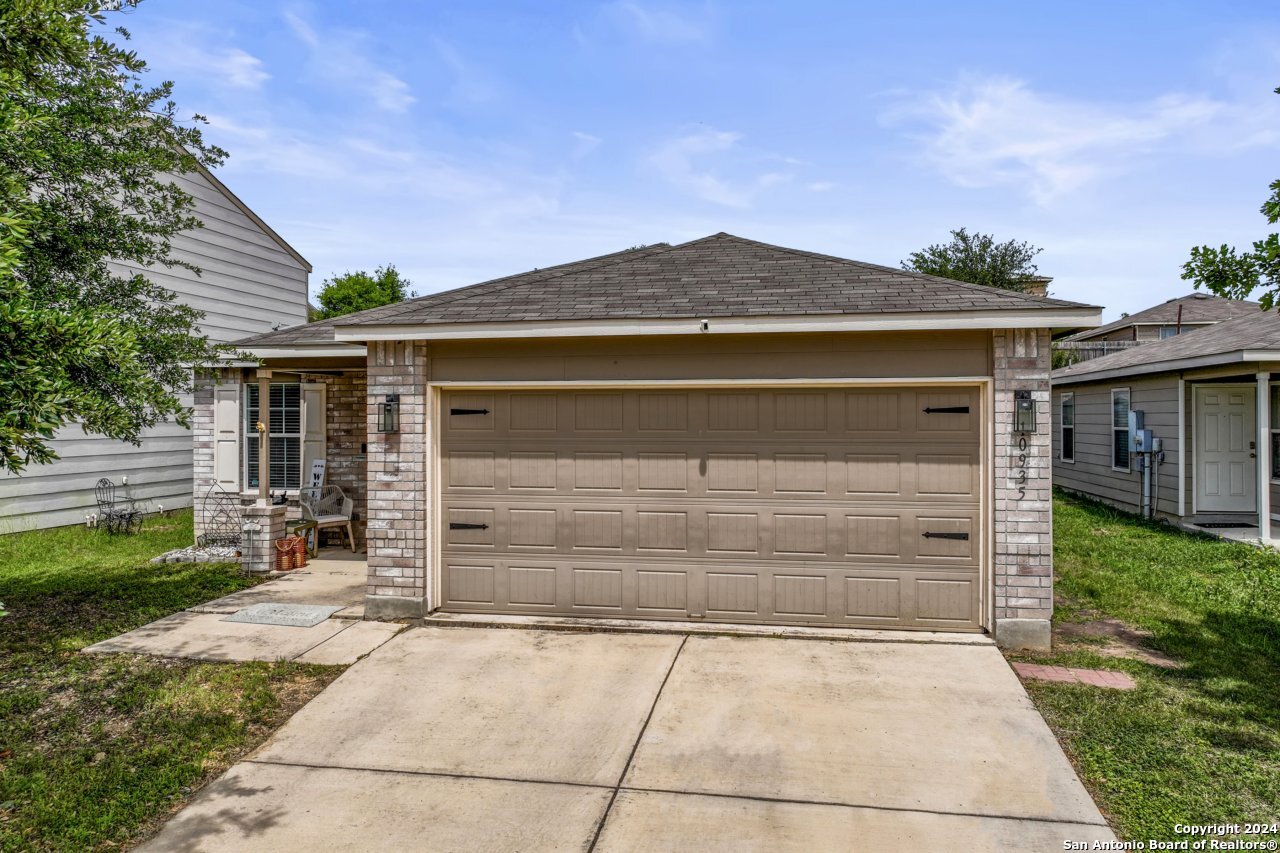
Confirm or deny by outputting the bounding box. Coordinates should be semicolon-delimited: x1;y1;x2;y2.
223;603;342;628
1195;522;1254;529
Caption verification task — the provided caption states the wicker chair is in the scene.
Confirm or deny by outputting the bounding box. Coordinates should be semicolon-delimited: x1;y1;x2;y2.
299;485;357;552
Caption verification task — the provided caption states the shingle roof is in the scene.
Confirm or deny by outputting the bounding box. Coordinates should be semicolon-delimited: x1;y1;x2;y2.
1053;307;1280;382
236;232;1095;347
1060;292;1258;342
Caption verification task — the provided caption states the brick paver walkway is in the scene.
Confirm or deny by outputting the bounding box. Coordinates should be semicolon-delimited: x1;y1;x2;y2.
1011;662;1136;690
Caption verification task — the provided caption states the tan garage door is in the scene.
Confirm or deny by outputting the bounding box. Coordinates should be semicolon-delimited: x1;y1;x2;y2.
440;387;982;630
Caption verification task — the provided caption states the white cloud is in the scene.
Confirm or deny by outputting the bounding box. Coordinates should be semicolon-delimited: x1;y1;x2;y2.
282;7;415;113
649;129;792;208
572;131;602;158
433;39;498;104
609;2;709;43
884;75;1226;204
137;27;269;91
806;181;835;192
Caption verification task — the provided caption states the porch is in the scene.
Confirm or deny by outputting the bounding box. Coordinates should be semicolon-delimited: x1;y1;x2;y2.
83;550;402;664
1181;368;1280;546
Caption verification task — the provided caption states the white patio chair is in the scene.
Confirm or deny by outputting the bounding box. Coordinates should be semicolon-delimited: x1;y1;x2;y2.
299;484;357;552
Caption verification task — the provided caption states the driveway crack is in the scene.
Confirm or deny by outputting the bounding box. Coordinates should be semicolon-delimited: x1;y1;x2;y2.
588;634;688;851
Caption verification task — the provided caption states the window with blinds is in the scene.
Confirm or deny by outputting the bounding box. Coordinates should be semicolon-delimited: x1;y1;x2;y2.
245;383;303;489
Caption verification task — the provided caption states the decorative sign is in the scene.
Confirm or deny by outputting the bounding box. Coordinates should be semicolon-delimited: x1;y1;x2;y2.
309;459;327;489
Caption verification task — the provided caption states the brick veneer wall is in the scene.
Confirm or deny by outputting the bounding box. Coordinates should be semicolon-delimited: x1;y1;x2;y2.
992;328;1053;650
364;341;430;617
191;368;368;547
192;367;236;542
302;371;368;547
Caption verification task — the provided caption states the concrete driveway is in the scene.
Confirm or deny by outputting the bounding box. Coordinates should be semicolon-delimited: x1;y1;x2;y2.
142;627;1114;852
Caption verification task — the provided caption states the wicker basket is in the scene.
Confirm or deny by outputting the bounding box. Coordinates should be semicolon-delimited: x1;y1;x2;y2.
291;534;309;568
274;537;297;572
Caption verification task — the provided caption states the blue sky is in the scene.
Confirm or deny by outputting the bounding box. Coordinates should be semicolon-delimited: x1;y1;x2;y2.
119;1;1280;320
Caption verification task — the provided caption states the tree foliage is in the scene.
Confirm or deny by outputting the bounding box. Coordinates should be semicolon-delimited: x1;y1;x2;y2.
313;265;416;320
1182;89;1280;310
0;0;228;473
902;227;1044;292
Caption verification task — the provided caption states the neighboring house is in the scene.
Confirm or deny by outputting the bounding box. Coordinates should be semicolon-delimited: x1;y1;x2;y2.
1057;293;1258;363
0;165;311;531
1052;306;1280;542
197;233;1100;650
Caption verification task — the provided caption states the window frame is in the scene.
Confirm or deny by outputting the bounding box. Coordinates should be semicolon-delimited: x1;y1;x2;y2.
1059;392;1075;463
1158;326;1180;340
244;382;303;491
1111;387;1131;472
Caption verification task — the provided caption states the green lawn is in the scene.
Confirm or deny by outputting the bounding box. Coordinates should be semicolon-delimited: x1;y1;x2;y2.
0;511;343;852
1013;492;1280;841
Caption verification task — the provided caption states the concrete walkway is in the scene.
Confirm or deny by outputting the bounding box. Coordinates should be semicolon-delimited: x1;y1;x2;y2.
141;627;1116;852
85;551;400;666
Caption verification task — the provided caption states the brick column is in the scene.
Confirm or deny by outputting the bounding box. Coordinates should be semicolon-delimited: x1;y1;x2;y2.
192;371;216;543
992;328;1053;651
365;341;430;619
241;504;287;574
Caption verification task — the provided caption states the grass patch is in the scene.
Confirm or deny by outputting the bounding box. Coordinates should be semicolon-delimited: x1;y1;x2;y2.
0;511;343;851
1013;492;1280;840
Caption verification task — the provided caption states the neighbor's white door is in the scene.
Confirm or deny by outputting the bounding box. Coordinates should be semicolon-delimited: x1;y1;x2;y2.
1196;385;1256;512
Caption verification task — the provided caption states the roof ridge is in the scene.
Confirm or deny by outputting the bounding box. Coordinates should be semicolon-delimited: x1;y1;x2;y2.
332;241;686;327
712;233;1091;309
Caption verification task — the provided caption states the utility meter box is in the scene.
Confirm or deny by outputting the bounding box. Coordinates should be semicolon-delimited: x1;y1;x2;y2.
1132;429;1155;453
1128;409;1146;453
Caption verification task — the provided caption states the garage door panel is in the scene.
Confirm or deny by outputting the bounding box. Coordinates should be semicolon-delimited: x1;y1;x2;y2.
444;442;977;503
442;558;978;629
444;499;980;566
446;395;495;431
441;388;983;631
635;570;689;613
508;566;557;607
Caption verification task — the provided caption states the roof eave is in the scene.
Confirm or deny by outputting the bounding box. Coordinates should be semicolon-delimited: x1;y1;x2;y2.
1053;349;1280;385
332;307;1103;343
240;343;365;359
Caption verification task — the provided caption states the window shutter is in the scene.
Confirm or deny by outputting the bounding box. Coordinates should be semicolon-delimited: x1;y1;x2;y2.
301;383;327;489
213;384;241;491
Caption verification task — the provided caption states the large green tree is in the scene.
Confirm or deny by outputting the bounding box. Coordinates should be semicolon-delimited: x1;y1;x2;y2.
313;265;416;320
902;228;1045;292
1181;87;1280;309
0;0;226;473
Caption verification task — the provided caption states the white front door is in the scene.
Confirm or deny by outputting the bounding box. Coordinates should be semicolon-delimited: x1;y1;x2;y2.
1196;385;1257;512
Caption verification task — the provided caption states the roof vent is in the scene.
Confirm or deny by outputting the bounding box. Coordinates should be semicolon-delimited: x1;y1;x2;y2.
1192;293;1208;299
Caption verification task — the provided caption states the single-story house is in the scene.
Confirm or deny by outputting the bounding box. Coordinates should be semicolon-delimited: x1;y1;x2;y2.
1055;292;1258;363
1053;306;1280;543
200;233;1101;649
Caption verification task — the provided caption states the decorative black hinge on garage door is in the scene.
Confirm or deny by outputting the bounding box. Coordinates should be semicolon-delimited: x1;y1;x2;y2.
922;406;970;414
449;522;490;530
922;531;969;541
450;407;491;416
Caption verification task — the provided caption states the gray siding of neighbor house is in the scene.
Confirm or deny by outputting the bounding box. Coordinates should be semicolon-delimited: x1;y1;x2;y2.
0;168;308;532
1053;375;1183;518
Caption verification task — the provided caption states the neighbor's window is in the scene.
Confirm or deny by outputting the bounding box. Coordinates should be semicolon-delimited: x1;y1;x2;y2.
245;383;302;489
1272;386;1280;481
1112;388;1130;471
1158;326;1180;339
1060;393;1075;463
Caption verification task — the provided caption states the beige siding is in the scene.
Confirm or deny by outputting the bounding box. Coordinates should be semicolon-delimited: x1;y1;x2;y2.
429;330;991;383
0;169;308;532
1053;375;1182;517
